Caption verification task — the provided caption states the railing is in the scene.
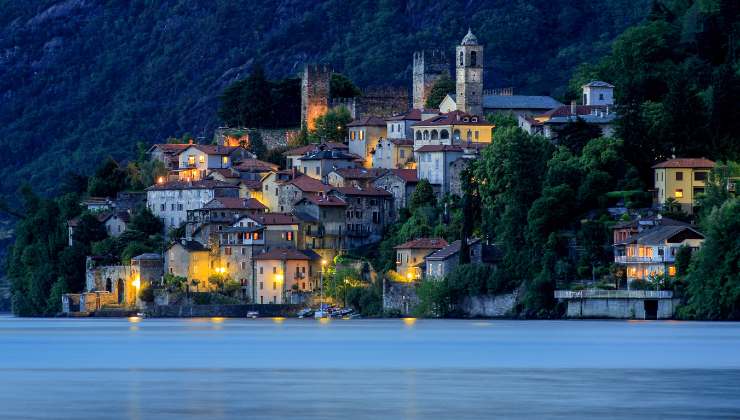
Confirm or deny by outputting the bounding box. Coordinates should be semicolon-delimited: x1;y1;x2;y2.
615;256;674;264
554;290;673;299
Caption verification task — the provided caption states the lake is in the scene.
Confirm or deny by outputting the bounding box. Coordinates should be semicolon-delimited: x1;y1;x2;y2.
1;316;739;419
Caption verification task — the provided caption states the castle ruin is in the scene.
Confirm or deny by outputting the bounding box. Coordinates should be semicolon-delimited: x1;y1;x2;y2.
412;49;450;109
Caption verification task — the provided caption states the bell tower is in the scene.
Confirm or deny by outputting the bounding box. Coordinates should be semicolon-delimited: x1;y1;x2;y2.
455;28;484;115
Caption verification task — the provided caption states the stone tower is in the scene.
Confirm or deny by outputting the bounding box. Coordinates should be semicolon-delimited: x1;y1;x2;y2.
412;49;449;109
301;64;332;130
455;29;484;115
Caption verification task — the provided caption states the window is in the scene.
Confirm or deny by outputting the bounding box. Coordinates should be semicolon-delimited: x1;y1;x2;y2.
315;167;319;175
222;156;229;166
675;171;683;181
440;129;449;139
273;282;277;290
188;155;195;166
241;261;246;269
259;267;263;274
199;155;205;164
359;131;364;140
224;247;232;255
396;252;401;263
400;149;405;158
668;266;676;277
470;51;477;66
260;282;263;290
694;172;707;181
160;204;165;211
286;231;293;241
272;266;277;274
459;51;464;66
303;166;307;174
241;248;246;255
599;93;604;100
675;189;683;198
177;204;183;211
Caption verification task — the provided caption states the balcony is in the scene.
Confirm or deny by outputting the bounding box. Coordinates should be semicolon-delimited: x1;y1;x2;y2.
615;255;674;264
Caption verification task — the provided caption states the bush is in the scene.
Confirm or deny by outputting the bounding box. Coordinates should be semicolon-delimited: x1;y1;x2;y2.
138;285;155;303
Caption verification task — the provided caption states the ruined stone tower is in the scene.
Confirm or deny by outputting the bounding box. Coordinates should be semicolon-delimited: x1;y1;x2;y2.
301;64;332;130
455;29;484;115
412;49;449;109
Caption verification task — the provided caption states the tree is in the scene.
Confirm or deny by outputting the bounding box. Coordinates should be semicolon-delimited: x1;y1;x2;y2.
128;207;164;237
409;179;436;210
87;157;128;198
247;130;267;159
425;74;455;108
680;198;740;320
313;106;352;142
553;117;603;153
330;73;361;98
486;112;517;134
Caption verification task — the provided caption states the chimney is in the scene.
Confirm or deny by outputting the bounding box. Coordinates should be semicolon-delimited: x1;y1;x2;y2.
570;100;576;116
188;138;193;145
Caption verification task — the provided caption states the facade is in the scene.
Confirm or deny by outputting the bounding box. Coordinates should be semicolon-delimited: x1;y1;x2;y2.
372;169;419;211
147;143;191;170
253;248;318;304
284;142;349;170
146;180;239;229
293;195;348;253
275;175;332;214
425;238;483;279
333;186;394;247
301;64;331;130
415;145;465;196
100;211;129;237
327;167;387;189
186;197;267;244
412;49;450;109
347;116;387;168
372;138;414;169
455;29;484;115
175;145;251;181
412;111;494;148
165;240;213;290
215;223;266;300
395;238;449;280
582;81;615;106
298;150;359;182
614;225;705;283
653;158;715;214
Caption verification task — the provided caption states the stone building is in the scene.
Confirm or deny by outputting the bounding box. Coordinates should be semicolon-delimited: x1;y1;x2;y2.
284;142;349;170
372;169;419;211
275;175;332;214
301;64;331;130
298;149;360;182
186;197;267;245
347;116;387;167
333;186;394;248
253;248;320;304
394;238;448;281
146;179;239;229
293;195;348;256
327;167;388;189
456;29;484;115
413;49;450;109
425;238;483;279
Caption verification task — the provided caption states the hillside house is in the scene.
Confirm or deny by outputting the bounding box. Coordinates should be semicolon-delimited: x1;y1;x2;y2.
653;158;715;214
395;238;448;281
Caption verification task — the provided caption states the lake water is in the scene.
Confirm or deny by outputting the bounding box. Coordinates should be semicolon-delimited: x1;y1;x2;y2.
1;316;739;419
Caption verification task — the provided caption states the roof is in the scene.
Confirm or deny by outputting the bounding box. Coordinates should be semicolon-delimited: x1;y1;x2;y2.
346;116;386;127
254;248;316;261
284;142;348;156
208;168;240;178
331;167;388;180
334;186;393;197
461;28;478;46
426;238;481;260
395;238;449;250
539;105;609;118
615;225;704;246
300;194;347;207
389;138;414;146
416;144;464;153
386;109;434;121
652;158;716;169
287;175;332;193
483;95;562;110
171;240;208;252
240;179;263;190
178;144;243;156
222;225;264;233
299;149;359;161
390;169;419;183
414;111;491;127
583;80;614;88
146;180;238;191
132;253;162;261
203;197;267;210
252;213;300;225
234;159;279;172
148;143;191;155
98;211;131;223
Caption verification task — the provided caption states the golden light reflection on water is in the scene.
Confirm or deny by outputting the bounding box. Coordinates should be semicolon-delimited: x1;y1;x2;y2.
128;316;141;323
318;317;330;324
272;317;286;324
210;317;225;324
129;326;140;332
402;317;417;327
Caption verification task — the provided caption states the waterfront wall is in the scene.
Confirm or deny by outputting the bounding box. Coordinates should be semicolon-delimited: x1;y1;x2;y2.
565;298;678;319
460;293;517;317
145;304;301;318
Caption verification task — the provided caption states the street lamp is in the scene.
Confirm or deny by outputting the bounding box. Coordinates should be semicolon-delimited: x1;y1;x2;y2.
320;259;328;313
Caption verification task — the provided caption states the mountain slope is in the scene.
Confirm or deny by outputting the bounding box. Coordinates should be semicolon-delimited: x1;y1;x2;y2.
0;0;650;195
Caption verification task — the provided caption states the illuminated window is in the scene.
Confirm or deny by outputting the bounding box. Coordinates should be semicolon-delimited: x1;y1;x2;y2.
668;266;676;277
675;189;683;198
222;156;229;166
188;155;195;165
286;231;293;241
199;155;205;164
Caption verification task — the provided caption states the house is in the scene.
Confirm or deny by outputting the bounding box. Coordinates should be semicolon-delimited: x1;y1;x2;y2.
327;167;388;189
412;111;494;149
275;175;333;213
239;179;265;202
147;143;192;170
297;149;360;181
653;158;715;214
260;170;296;212
233;158;279;181
613;225;705;283
146;179;239;229
99;211;130;237
235;213;301;250
333;186;394;247
81;197;112;212
253;248;319;304
215;222;267;300
293;194;348;254
186;197;267;244
174;144;254;181
415;145;465;196
582;81;614;106
394;238;448;280
165;239;213;291
372;138;415;169
425;238;483;279
347;116;387;167
385;108;437;140
284;142;349;169
372;169;418;211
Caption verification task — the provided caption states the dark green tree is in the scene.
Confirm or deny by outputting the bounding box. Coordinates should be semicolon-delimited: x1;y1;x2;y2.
425;74;455;109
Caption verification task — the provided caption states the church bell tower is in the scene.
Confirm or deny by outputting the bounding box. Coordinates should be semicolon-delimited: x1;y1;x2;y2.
455;28;484;115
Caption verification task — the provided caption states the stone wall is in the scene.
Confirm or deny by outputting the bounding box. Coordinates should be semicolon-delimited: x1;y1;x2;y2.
144;304;302;318
460;293;517;318
79;291;117;312
565;298;678;319
213;127;299;150
383;280;418;315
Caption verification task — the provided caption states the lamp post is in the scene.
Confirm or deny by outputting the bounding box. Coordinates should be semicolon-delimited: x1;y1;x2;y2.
320;259;327;312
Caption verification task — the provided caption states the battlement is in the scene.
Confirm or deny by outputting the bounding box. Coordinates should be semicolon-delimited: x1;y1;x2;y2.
303;63;332;76
413;49;449;71
362;86;409;98
483;88;514;96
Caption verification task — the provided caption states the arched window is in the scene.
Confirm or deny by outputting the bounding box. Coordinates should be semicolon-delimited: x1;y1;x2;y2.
105;278;112;292
459;51;464;66
453;129;461;141
466;129;472;142
470;51;477;67
415;131;422;140
423;130;429;140
440;129;449;139
431;130;439;140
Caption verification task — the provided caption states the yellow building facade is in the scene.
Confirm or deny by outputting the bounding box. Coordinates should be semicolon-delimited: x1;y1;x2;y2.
653;158;714;214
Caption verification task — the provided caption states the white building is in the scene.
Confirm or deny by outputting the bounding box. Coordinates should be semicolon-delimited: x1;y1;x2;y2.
582;81;614;106
146;180;239;230
175;145;253;181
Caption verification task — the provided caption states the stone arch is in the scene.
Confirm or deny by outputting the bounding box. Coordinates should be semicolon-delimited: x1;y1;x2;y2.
415;131;422;140
117;278;125;304
430;130;439;140
459;51;464;66
440;129;449;139
453;129;461;141
423;130;429;140
470;51;477;66
105;278;112;293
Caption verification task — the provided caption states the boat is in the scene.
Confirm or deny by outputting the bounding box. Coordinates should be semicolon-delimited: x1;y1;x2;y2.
314;310;328;319
297;308;313;319
246;311;259;319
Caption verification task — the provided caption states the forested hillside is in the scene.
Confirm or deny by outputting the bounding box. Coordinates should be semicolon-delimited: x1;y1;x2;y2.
0;0;650;196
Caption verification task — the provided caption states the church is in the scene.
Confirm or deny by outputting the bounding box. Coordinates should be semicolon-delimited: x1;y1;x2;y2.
415;29;562;118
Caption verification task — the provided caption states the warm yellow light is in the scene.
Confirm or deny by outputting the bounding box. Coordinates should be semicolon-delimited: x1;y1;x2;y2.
321;259;327;266
674;189;683;198
128;316;141;323
406;272;414;281
272;317;286;324
157;176;165;184
274;273;284;283
132;276;141;289
402;317;417;326
216;267;227;274
210;317;224;324
319;317;330;324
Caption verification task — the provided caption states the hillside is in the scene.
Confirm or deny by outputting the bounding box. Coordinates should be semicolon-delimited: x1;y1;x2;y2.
0;0;650;196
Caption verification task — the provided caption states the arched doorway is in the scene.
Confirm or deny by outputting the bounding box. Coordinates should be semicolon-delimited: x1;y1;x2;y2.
117;278;125;304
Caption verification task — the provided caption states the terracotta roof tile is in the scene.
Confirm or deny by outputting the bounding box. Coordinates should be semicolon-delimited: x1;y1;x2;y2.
390;169;418;183
413;111;492;127
334;186;393;197
346;116;387;127
204;197;267;210
287;176;332;193
234;159;279;172
415;144;464;152
254;248;316;261
651;158;715;169
284;142;348;156
394;238;449;250
146;180;238;191
301;194;347;207
332;167;388;180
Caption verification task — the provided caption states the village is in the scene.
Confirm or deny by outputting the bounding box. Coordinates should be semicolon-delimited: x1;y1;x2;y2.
59;30;733;320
